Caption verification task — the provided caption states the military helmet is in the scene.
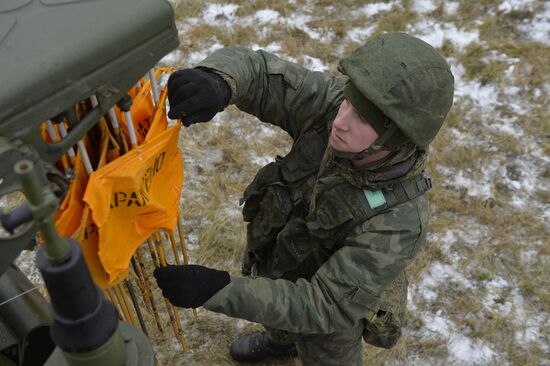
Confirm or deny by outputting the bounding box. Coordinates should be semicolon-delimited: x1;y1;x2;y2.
339;32;454;151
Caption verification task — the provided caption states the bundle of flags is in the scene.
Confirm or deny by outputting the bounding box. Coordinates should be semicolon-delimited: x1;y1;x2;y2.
41;68;189;351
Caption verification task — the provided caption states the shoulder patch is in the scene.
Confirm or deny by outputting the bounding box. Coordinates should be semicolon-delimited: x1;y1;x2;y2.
363;189;386;209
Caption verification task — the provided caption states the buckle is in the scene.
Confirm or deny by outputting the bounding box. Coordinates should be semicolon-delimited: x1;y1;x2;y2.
425;177;432;189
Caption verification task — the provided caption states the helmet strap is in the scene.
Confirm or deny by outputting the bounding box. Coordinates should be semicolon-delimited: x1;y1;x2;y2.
351;119;399;160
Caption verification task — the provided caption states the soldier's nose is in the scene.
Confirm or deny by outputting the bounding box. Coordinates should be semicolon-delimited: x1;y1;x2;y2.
333;114;350;132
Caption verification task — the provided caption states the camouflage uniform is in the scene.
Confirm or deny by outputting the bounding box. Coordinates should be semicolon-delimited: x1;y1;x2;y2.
197;45;434;365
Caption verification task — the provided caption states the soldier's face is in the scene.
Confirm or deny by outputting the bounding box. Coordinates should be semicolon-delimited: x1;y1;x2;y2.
330;99;379;153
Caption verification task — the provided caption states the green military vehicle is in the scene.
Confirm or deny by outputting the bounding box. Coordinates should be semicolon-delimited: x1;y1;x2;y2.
0;0;179;364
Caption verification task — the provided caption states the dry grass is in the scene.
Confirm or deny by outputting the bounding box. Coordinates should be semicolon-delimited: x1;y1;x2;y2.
154;0;550;364
3;0;546;365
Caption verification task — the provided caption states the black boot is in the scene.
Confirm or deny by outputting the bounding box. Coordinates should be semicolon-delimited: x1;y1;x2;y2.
229;332;297;362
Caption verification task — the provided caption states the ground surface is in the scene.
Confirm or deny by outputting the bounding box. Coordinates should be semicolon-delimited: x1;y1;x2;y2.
5;0;549;365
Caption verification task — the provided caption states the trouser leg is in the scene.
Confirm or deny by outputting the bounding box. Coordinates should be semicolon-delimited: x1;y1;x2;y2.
264;326;299;346
295;321;365;366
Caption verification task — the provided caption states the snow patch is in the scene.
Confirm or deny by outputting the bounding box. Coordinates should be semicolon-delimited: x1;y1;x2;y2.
448;335;496;363
482;277;510;309
222;205;242;220
286;14;329;41
187;43;225;65
251;154;273;167
490;116;522;136
302;55;327;72
411;21;480;50
264;42;282;53
15;250;44;287
509;289;549;352
423;312;452;336
498;0;537;13
256;124;279;138
254;9;281;23
202;3;239;23
347;25;377;44
445;1;459;15
419;261;474;293
438;164;494;201
517;7;550;45
451;63;499;113
413;0;437;14
520;250;538;266
160;49;183;66
361;2;395;16
416;311;498;363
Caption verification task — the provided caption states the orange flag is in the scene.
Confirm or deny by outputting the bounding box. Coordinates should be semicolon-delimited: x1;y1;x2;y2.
116;68;172;145
72;119;125;288
84;85;182;286
54;134;94;237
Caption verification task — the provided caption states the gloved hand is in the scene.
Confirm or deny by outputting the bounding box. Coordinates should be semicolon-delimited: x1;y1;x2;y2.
153;264;230;308
167;68;231;126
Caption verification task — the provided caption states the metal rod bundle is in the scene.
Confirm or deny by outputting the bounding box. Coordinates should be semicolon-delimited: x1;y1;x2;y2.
40;68;193;353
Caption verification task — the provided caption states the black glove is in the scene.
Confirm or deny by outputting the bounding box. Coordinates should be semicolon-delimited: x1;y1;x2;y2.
167;68;231;126
153;264;230;308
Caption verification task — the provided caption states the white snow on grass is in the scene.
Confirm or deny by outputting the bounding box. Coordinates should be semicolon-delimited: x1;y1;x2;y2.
447;334;497;363
519;250;538;266
411;21;480;50
414;262;464;303
492;287;550;353
481;276;510;309
361;2;396;16
419;261;473;291
415;225;488;302
438;164;495;200
251;154;273;167
14;250;44;287
187;42;225;65
202;3;239;23
256;123;279;138
451;62;500;113
347;25;377;44
286;13;329;41
489;116;523;136
254;9;281;24
302;55;327;72
495;157;541;208
518;7;550;45
498;0;537;13
160;49;183;66
251;42;282;54
422;312;452;336
221;205;242;220
413;0;437;14
439;153;546;213
264;42;282;53
497;0;550;45
412;311;498;364
445;1;459;15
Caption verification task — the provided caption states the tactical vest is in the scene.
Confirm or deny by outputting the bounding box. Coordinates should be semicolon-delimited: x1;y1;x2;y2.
241;127;431;280
240;127;431;349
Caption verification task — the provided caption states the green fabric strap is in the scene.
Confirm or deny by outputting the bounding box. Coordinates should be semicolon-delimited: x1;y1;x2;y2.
360;175;431;218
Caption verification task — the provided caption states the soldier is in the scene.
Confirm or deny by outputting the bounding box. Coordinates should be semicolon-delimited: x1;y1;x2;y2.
154;32;454;365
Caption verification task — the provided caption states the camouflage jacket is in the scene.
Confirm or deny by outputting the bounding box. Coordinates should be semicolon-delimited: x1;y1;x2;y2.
199;47;429;335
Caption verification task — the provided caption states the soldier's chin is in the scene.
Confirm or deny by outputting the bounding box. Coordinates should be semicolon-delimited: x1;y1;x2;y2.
331;146;360;160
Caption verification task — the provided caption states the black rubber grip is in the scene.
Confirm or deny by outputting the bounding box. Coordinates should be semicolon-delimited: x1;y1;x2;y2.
0;205;33;234
37;239;118;352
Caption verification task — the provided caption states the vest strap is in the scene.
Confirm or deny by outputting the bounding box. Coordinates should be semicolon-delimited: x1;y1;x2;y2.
361;175;431;217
